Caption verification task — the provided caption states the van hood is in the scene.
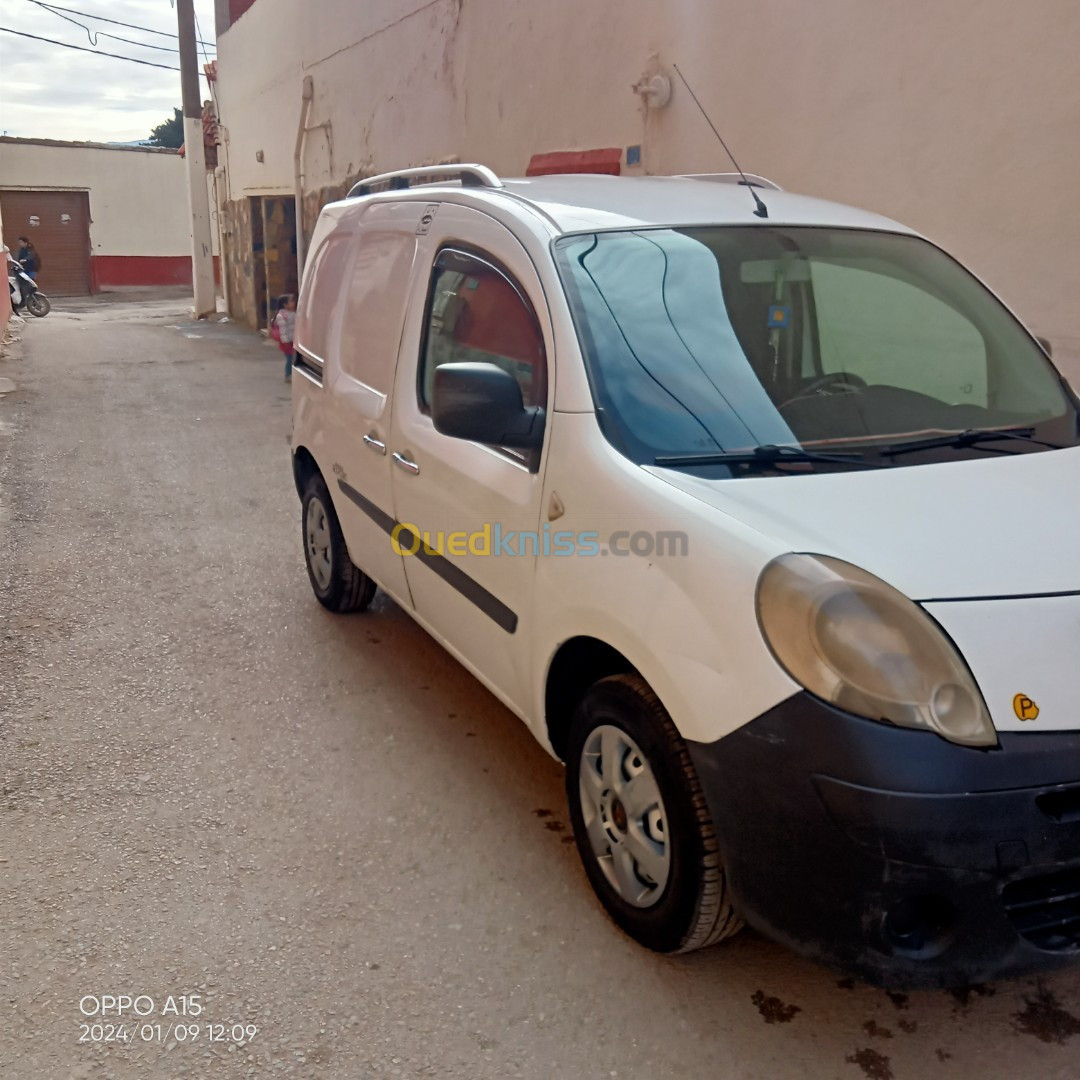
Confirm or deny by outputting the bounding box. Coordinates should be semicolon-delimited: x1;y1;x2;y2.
648;446;1080;601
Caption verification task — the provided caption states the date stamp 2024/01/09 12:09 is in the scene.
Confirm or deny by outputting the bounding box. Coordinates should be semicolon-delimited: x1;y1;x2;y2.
77;994;258;1048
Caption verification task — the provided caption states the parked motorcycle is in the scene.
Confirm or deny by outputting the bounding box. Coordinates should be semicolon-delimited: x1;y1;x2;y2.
7;257;51;317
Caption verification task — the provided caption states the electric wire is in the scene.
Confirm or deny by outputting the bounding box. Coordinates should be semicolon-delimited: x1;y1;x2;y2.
194;10;212;68
23;0;215;56
193;7;221;164
0;26;181;70
23;0;173;51
19;0;214;46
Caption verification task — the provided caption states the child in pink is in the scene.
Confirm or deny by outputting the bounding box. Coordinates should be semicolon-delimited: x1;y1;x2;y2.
274;294;297;381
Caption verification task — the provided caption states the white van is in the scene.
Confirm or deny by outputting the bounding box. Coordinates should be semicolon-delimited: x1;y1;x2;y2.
291;165;1080;987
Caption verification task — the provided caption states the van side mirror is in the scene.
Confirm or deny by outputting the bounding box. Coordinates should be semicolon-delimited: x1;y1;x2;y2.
1036;335;1053;358
432;362;545;449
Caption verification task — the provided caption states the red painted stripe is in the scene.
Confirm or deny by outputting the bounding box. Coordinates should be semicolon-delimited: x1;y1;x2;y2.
90;255;221;290
526;148;622;177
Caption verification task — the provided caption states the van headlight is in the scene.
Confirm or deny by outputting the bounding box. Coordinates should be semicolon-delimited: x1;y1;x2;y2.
756;554;996;748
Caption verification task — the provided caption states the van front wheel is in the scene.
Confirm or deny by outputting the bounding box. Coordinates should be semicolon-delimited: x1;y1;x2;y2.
301;475;376;613
566;674;742;953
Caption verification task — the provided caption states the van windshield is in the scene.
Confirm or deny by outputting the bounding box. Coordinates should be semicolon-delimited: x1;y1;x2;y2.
554;227;1078;474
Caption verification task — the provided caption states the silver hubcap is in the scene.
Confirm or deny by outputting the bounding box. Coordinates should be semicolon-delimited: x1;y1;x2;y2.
305;497;333;590
579;725;670;908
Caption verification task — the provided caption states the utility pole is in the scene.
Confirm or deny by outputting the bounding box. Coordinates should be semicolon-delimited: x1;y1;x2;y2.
177;0;216;318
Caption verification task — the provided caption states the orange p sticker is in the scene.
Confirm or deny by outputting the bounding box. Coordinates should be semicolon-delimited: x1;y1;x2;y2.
1013;694;1040;721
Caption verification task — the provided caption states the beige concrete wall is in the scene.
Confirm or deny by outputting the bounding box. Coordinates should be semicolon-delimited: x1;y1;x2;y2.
0;140;214;258
215;0;1080;376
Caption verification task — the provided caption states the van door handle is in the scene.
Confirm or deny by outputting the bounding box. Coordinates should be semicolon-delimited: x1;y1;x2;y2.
392;452;420;476
363;434;386;456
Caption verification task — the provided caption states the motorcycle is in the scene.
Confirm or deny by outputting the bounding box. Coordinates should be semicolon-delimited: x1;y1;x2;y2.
7;257;51;317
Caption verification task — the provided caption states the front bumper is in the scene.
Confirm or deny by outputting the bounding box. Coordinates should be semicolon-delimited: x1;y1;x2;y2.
687;694;1080;987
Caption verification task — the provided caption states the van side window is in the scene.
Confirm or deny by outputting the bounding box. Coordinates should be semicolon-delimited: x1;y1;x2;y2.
295;233;352;362
339;231;418;392
419;248;546;411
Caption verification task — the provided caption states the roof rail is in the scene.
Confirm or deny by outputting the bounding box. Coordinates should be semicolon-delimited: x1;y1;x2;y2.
679;172;783;191
347;164;502;199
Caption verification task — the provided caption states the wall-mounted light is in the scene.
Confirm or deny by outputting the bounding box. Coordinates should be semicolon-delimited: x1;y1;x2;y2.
633;73;672;109
256;150;264;163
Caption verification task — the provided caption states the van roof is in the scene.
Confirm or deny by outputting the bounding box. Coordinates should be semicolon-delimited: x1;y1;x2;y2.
334;167;917;238
492;174;915;236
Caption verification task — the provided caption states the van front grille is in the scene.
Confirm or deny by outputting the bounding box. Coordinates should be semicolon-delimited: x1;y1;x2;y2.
1002;868;1080;952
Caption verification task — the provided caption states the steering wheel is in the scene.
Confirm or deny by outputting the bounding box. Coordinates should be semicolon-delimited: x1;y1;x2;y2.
779;372;867;409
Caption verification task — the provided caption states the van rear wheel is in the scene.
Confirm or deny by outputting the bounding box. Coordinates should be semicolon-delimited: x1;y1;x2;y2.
566;673;742;953
301;474;376;613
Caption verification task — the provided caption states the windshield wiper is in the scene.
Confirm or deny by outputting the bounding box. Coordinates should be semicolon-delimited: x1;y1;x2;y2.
654;444;881;469
880;427;1065;457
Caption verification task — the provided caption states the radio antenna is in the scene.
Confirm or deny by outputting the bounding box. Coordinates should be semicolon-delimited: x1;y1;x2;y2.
672;64;768;218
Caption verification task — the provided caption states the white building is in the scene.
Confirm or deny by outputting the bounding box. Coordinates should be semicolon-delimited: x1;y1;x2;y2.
0;137;213;295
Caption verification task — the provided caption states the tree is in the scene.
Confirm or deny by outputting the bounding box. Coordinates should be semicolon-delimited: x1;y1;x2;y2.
148;108;184;149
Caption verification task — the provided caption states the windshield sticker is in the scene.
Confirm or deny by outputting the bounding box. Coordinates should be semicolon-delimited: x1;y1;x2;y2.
767;304;790;328
1013;694;1040;721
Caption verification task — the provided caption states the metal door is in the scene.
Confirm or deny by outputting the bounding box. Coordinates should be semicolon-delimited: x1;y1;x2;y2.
0;189;92;295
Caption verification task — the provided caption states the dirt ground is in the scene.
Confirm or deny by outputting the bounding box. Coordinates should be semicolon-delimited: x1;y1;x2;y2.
1;293;1078;1079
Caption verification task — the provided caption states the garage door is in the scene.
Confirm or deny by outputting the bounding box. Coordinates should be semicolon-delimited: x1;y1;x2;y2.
1;190;92;295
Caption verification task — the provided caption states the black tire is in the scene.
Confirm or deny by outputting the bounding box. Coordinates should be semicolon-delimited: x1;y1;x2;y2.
566;673;742;953
26;292;50;317
301;473;377;613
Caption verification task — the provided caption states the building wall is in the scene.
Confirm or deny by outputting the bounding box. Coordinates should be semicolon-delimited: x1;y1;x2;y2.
214;0;1080;376
0;138;217;289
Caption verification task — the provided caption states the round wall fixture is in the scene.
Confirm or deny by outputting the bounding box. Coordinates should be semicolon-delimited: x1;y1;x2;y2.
638;73;672;109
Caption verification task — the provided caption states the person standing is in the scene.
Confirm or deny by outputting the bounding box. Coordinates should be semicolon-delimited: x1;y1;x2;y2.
16;237;41;280
273;293;297;381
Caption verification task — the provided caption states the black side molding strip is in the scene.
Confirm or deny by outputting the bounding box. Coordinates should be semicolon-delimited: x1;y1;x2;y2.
400;527;519;634
337;479;518;634
339;479;397;535
920;588;1080;604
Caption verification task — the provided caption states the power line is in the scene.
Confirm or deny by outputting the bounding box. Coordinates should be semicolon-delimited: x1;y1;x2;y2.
194;10;218;111
76;31;181;54
194;10;212;68
19;0;215;47
23;0;191;53
27;0;103;43
0;27;181;70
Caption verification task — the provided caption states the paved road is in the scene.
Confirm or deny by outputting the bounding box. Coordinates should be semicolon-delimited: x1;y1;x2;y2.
1;294;1078;1080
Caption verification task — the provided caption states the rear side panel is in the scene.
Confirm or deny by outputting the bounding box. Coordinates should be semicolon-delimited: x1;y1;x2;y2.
293;198;427;608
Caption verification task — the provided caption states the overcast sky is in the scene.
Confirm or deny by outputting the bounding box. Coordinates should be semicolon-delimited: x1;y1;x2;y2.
0;0;217;143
